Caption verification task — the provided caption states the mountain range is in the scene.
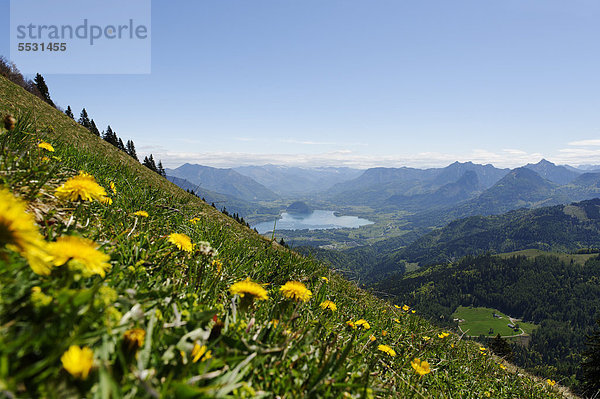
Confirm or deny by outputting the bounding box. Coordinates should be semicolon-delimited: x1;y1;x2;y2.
166;163;280;202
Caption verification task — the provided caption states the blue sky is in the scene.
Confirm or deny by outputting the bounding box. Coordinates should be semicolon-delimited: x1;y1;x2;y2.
2;0;600;168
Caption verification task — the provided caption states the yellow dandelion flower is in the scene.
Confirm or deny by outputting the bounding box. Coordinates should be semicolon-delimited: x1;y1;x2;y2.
498;363;506;370
189;217;201;224
484;392;491;397
423;336;431;341
411;358;431;376
411;310;416;314
38;141;55;152
30;286;53;307
355;319;371;330
382;330;388;336
369;335;376;342
378;344;396;357
48;236;111;277
100;196;113;205
479;346;487;352
61;345;94;380
109;182;117;194
191;343;212;363
346;320;356;329
55;171;108;202
438;332;450;339
211;258;223;273
319;300;337;312
123;328;145;350
393;318;401;324
0;188;52;275
547;379;556;386
229;278;269;301
394;305;401;309
402;304;410;311
321;276;329;283
168;233;193;252
280;281;312;302
134;210;149;218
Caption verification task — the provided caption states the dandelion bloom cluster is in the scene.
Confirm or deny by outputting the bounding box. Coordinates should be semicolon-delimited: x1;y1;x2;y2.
38;141;55;152
402;305;410;311
61;345;94;380
191;343;212;363
411;358;431;376
321;276;329;283
109;182;117;194
369;335;376;342
280;281;312;302
229;278;269;301
547;379;556;386
189;217;201;224
123;328;146;350
319;300;337;312
48;236;111;277
55;171;108;202
0;188;52;275
134;210;149;218
355;319;371;330
377;344;396;357
438;332;450;339
168;233;193;252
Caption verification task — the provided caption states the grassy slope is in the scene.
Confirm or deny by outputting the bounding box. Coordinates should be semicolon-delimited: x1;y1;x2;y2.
0;75;569;398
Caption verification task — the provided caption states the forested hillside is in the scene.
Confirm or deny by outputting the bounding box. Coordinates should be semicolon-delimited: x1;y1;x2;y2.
373;253;600;392
394;198;600;265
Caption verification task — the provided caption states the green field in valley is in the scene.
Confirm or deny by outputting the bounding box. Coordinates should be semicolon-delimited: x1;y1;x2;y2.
453;306;538;337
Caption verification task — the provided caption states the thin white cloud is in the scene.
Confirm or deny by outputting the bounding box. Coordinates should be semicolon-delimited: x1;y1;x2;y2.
567;139;600;146
147;148;554;170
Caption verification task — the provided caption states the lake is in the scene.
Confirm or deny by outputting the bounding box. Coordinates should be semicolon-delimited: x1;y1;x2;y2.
252;210;373;234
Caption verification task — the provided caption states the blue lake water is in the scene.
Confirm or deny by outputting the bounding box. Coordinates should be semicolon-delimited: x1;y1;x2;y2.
253;210;373;234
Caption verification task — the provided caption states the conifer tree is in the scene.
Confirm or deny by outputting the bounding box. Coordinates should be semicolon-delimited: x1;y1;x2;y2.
488;334;513;361
78;108;91;129
118;138;126;151
143;154;158;172
33;73;55;107
157;161;166;177
65;106;74;119
125;140;139;161
103;125;119;147
582;320;600;395
89;119;100;136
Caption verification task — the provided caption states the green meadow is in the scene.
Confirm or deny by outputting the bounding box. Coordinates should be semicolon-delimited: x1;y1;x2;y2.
453;306;538;338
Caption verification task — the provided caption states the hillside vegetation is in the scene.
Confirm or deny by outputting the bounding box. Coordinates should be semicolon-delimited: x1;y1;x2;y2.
394;198;600;265
374;253;600;391
0;75;567;397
